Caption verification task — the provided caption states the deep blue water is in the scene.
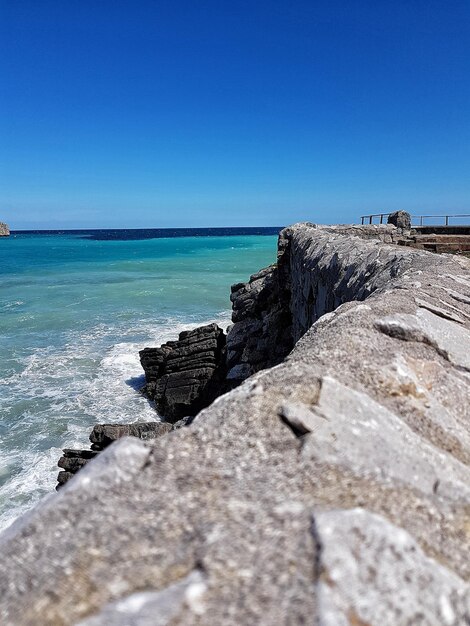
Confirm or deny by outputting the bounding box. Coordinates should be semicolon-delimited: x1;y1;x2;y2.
13;226;282;240
0;228;279;530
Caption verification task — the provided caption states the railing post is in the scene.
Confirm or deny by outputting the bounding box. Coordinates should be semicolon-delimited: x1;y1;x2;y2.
369;215;373;224
380;214;383;224
420;216;423;226
361;217;364;225
445;215;449;226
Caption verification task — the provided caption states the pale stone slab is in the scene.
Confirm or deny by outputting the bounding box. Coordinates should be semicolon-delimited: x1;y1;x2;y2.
376;308;470;370
315;508;470;626
301;376;470;501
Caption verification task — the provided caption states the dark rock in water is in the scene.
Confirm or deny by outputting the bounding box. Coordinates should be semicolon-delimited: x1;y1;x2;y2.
388;210;411;230
138;346;171;383
57;456;90;473
140;323;227;421
56;421;174;489
62;448;99;459
89;422;172;450
56;470;74;486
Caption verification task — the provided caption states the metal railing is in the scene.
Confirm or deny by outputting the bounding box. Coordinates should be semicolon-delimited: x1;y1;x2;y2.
360;213;390;224
360;213;470;226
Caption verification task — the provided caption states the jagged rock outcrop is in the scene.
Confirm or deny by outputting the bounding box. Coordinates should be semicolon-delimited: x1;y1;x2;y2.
57;422;173;488
226;261;293;384
140;323;227;421
224;221;414;386
0;222;10;236
1;223;470;625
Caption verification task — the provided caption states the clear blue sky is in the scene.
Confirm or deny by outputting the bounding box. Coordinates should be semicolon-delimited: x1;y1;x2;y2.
1;0;469;229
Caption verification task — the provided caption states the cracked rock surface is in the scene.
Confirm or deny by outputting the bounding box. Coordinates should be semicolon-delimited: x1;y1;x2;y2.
0;223;469;625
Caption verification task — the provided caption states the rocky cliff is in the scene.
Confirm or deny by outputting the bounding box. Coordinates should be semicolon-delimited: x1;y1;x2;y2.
0;222;10;236
1;222;470;625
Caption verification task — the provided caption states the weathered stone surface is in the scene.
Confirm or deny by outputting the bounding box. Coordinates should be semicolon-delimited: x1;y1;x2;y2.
224;221;433;386
376;308;470;370
140;323;227;421
314;508;470;626
1;223;470;624
77;570;207;626
0;222;9;236
299;376;470;501
387;209;411;230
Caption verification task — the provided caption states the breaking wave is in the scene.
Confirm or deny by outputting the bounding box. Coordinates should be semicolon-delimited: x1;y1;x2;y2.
0;313;231;531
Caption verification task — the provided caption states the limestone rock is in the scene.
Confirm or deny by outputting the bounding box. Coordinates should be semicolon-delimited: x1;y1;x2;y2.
0;222;10;236
376;308;470;370
299;376;470;501
77;570;207;626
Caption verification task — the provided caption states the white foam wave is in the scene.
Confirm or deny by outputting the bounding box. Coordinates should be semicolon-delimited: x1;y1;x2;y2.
0;312;232;532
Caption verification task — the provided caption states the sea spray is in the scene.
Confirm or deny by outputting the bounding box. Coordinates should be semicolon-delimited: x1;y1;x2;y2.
0;230;277;530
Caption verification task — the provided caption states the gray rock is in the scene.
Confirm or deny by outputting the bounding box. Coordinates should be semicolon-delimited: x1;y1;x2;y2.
62;448;99;459
78;570;207;626
57;456;90;473
300;376;470;501
140;323;227;421
388;210;411;230
56;422;172;488
376;308;470;370
56;470;74;486
89;421;172;449
0;222;9;236
226;248;293;385
225;363;253;380
314;508;470;626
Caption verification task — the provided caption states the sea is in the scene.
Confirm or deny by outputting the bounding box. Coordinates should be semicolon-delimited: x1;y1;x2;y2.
0;227;280;531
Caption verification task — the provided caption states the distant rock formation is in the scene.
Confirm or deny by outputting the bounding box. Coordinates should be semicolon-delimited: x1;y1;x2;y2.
0;222;10;236
139;323;227;421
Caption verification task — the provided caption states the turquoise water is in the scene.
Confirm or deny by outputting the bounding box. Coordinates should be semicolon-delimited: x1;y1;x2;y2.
0;231;278;530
